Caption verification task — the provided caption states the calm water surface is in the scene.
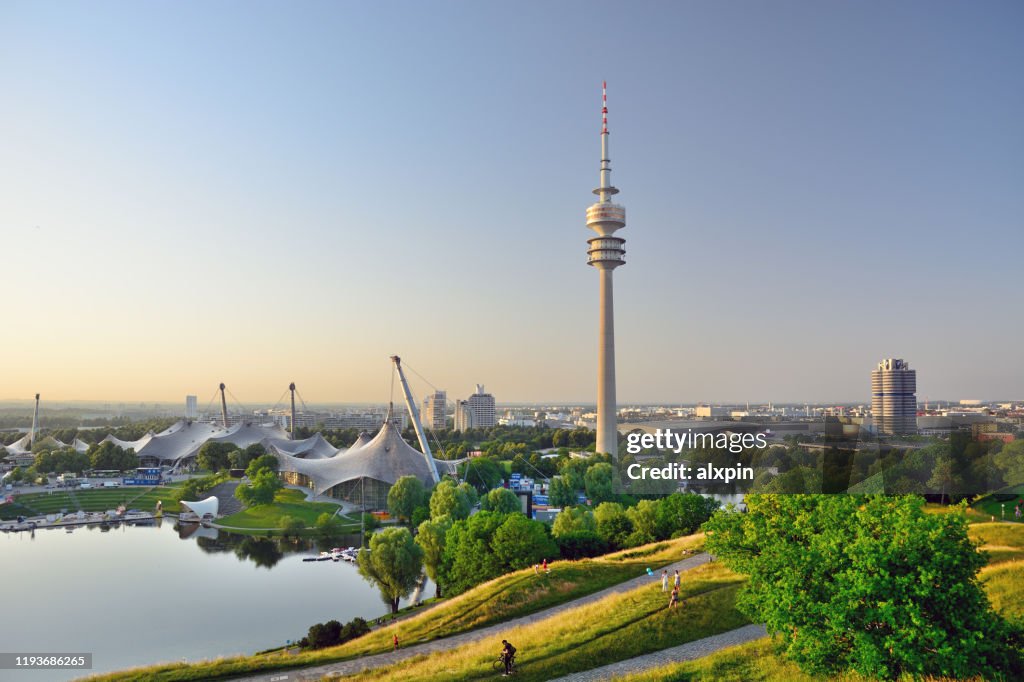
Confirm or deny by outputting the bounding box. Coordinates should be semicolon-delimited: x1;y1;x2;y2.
0;521;430;681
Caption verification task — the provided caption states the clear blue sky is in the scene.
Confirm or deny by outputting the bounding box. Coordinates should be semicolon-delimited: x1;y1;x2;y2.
1;1;1021;404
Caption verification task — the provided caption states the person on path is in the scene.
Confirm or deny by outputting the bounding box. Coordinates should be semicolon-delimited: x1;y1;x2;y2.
661;570;669;592
542;558;549;573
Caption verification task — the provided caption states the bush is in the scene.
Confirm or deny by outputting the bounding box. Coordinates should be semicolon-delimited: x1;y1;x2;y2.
555;531;609;559
411;505;430;528
304;616;370;650
278;516;304;535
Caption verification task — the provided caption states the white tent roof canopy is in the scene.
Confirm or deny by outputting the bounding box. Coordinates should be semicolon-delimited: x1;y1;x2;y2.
180;496;219;518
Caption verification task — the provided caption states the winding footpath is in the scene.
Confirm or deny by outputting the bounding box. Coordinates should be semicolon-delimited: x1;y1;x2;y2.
550;624;768;681
231;553;716;681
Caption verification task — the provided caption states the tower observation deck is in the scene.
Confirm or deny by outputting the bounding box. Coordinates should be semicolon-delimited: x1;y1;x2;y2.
586;82;626;458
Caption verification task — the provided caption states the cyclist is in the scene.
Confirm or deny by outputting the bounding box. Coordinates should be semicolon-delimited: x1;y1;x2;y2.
500;639;517;675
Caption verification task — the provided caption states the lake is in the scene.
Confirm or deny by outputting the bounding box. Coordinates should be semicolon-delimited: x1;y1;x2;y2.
0;521;431;681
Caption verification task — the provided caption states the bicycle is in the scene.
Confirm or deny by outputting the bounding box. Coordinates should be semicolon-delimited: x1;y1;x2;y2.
492;653;518;675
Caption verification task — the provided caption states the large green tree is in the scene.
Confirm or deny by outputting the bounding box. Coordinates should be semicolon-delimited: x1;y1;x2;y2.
593;501;633;549
429;479;472;520
197;441;236;472
387;475;427;523
551;505;596;538
88;441;138;471
235;468;282;506
492;513;558;570
994;440;1024;487
481;487;521;514
439;511;506;595
584;462;615;504
415;516;450;598
548;475;578;508
357;527;424;613
704;495;1021;680
458;456;504;494
656;492;720;537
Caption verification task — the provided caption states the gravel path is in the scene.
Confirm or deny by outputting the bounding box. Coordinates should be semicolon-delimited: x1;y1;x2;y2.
230;553;713;681
549;624;768;681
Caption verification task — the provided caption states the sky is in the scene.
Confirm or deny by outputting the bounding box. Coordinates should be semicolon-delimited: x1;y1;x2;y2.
1;1;1021;405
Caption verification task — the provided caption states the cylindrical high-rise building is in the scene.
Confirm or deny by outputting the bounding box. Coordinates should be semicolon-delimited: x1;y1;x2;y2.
871;358;917;435
586;82;626;457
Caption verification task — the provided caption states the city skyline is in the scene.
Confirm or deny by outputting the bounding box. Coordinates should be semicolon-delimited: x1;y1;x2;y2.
2;1;1022;403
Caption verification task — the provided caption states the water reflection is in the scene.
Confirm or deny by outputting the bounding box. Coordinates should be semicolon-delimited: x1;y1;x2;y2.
177;522;365;569
3;522;425;681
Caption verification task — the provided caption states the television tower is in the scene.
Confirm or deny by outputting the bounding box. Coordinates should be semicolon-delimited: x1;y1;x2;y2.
586;81;626;457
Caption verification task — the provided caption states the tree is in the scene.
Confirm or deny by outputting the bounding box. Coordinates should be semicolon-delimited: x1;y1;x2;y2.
88;441;138;471
558;457;589;492
429;479;471;520
388;475;427;523
656;493;721;537
492;513;558;570
197;441;235;472
278;515;304;536
439;511;505;595
994;440;1024;487
704;495;1022;680
594;501;633;549
551;505;596;538
458;456;504;494
245;454;279;479
235;468;282;506
410;505;430;528
584;462;615;504
548;476;577;508
482;487;521;514
457;481;479;510
315;512;345;539
416;516;450;598
357;527;424;613
626;499;661;542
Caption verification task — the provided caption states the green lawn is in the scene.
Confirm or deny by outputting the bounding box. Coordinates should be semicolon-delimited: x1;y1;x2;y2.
973;485;1024;520
218;488;349;529
1;484;183;518
345;562;747;682
612;638;824;682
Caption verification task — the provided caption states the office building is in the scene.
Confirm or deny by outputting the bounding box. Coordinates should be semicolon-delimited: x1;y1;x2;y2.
871;358;917;435
422;390;448;431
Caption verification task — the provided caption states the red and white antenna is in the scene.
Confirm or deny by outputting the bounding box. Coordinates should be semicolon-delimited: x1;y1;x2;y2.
602;80;608;134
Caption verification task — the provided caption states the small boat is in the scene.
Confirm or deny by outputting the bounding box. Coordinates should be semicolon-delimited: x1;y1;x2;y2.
302;557;318;562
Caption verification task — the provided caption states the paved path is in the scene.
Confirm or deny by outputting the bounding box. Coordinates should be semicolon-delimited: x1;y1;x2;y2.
549;624;768;681
231;553;713;681
207;481;242;516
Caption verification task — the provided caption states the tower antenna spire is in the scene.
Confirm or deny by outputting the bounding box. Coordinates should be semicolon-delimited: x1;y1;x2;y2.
602;80;608;134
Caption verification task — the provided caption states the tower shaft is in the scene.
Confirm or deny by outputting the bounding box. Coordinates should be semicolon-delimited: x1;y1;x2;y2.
596;270;618;456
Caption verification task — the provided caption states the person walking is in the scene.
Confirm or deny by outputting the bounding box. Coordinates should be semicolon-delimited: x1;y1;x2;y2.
661;570;668;592
668;585;679;609
542;558;549;573
673;570;681;589
393;633;399;651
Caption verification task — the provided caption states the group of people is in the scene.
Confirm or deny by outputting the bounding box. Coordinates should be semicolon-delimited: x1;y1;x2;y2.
661;568;683;609
533;557;550;576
